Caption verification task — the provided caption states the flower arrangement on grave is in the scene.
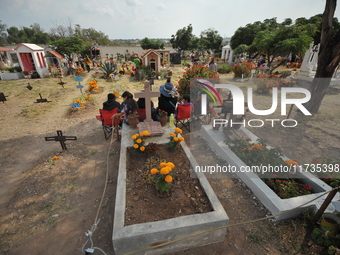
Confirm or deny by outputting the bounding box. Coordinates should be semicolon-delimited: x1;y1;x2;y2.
88;79;99;93
150;161;175;194
71;93;92;110
131;131;150;152
177;65;219;97
231;62;255;78
168;127;185;151
76;67;84;76
158;109;168;117
225;138;313;199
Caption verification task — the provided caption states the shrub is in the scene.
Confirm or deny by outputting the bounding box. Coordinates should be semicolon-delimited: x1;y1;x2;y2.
231;62;255;78
100;62;117;78
217;63;233;74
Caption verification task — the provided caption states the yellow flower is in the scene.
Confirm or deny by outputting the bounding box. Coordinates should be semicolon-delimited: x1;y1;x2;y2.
133;144;139;149
160;167;170;175
140;146;145;151
136;139;142;144
169;132;176;137
165;175;173;183
150;168;159;175
131;135;137;140
160;162;167;168
179;137;185;141
174;137;179;142
141;131;150;136
53;156;60;160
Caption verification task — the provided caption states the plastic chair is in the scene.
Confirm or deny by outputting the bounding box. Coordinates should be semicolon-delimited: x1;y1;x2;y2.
175;104;193;131
138;108;146;122
96;108;121;140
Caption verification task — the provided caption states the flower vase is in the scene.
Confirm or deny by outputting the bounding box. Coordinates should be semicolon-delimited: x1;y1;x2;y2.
128;117;138;129
159;115;168;127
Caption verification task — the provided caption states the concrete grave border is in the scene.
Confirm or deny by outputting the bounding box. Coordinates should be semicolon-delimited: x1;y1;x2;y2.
200;125;340;220
112;124;229;255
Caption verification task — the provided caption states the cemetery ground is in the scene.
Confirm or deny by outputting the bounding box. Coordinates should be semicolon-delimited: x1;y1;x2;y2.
0;66;339;255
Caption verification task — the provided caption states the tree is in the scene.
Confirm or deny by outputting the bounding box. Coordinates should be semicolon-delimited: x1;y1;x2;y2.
170;24;195;55
199;28;223;53
140;37;164;50
0;20;8;45
304;0;340;113
50;37;84;58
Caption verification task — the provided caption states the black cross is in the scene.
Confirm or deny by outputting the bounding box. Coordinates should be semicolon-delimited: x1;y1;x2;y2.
45;130;77;150
35;93;51;103
0;93;8;103
26;83;33;90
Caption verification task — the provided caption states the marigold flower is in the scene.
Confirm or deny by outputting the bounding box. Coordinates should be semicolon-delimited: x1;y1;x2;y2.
141;131;150;136
179;137;184;141
285;160;298;166
169;132;176;137
140;146;145;151
150;168;159;175
174;137;179;142
174;127;182;134
165;175;173;183
53;156;60;160
166;162;175;169
160;167;170;175
133;144;139;149
136;139;142;144
131;135;137;140
160;162;167;167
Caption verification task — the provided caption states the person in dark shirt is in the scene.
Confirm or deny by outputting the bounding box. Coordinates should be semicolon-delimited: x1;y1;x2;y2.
137;97;156;120
157;78;178;118
103;93;120;111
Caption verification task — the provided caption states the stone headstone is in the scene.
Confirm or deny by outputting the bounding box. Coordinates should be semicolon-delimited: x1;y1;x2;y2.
298;42;319;78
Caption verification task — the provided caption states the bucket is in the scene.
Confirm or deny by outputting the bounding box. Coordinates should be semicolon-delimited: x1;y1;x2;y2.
320;213;340;236
312;199;336;215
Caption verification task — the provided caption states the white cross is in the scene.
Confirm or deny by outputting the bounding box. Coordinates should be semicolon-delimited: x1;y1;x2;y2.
134;80;160;123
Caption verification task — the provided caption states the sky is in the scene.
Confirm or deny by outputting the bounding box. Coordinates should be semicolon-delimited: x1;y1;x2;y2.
0;0;339;40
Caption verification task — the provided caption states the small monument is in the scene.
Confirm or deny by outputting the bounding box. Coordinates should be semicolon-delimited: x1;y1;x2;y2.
298;42;319;78
134;80;163;136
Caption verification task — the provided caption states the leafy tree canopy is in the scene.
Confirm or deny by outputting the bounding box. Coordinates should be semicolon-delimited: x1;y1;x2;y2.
199;28;223;53
49;37;84;58
140;37;164;50
170;24;196;52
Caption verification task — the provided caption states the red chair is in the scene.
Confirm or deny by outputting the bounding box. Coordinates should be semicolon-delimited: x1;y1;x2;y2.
175;104;194;131
138;108;146;122
96;108;121;140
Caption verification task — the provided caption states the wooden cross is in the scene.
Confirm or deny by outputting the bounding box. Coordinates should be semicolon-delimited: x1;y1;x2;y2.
0;92;8;103
134;80;160;123
26;83;33;90
57;78;66;88
45;130;77;150
35;93;51;103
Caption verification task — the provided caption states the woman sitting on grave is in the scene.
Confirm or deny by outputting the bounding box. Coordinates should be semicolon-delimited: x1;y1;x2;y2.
112;91;138;125
103;93;121;111
157;78;178;119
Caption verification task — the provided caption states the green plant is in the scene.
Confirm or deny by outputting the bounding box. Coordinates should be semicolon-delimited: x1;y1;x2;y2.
312;227;340;251
158;109;168;117
217;63;233;74
6;66;22;73
131;130;150;152
168;127;185;151
149;161;175;194
231;62;255;78
101;61;117;78
177;64;219;97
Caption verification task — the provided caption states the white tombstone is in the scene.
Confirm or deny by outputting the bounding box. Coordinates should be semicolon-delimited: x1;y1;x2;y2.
298;42;319;78
221;44;233;65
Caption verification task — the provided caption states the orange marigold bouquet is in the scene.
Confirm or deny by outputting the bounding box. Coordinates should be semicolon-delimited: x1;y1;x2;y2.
150;161;175;194
131;130;150;152
168;127;185;151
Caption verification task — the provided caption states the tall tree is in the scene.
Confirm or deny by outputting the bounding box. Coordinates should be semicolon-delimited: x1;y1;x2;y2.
170;24;195;55
199;28;223;53
305;0;340;113
0;20;8;45
50;37;84;58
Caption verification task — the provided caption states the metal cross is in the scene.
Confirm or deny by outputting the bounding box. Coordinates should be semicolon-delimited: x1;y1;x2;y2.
45;130;77;150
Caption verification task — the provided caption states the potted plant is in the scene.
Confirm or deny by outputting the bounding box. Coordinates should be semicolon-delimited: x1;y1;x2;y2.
158;109;168;127
128;111;139;129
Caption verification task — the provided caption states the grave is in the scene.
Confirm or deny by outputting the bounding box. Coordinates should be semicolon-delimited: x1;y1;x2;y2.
45;130;77;150
134;80;163;136
112;125;229;255
200;125;340;220
34;93;51;103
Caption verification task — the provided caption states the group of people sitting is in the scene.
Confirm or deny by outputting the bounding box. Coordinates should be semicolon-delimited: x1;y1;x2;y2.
102;77;202;126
